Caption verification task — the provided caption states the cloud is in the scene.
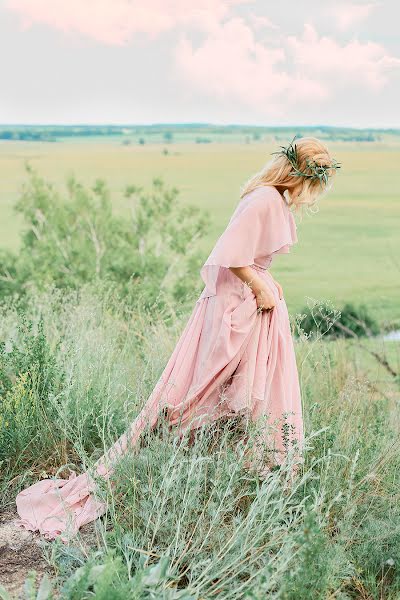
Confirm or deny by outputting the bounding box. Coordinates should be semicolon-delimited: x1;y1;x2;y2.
174;17;327;115
328;2;381;31
4;0;400;124
287;23;400;90
5;0;251;45
174;18;400;116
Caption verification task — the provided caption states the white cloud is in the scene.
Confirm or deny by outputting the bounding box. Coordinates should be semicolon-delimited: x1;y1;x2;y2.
287;23;400;90
174;18;327;115
174;18;400;116
5;0;252;45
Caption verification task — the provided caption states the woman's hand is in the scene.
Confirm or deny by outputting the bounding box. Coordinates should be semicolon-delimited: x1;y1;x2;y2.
228;266;282;311
251;281;276;312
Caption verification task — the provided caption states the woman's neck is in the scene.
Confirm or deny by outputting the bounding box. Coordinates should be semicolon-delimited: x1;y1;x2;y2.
274;185;290;206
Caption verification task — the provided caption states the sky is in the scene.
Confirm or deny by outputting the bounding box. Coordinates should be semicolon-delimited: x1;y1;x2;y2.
1;0;400;127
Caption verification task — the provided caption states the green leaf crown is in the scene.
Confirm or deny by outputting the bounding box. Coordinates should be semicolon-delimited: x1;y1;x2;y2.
271;135;341;187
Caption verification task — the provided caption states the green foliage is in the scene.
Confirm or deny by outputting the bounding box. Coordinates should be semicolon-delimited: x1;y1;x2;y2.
59;552;128;600
0;171;398;599
0;315;63;468
298;300;380;339
0;290;399;598
280;511;332;599
0;167;210;320
23;573;54;600
56;550;196;599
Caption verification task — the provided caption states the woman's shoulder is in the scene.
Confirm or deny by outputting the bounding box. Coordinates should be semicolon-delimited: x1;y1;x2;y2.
240;185;286;213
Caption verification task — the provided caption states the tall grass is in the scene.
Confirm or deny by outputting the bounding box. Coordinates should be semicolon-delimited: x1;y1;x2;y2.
0;287;399;599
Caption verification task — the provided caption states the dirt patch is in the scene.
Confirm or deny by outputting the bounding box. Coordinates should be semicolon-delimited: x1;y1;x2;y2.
0;507;104;598
0;508;53;598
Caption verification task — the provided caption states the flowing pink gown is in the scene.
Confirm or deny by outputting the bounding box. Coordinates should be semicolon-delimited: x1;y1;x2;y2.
15;184;304;541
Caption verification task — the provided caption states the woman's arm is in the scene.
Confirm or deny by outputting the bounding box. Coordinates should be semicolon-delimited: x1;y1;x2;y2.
229;266;278;311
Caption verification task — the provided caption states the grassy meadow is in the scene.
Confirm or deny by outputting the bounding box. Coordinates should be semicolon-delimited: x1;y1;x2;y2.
0;286;399;598
0;137;399;324
0;131;399;598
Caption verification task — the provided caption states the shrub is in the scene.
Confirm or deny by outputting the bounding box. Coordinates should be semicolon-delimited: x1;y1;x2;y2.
0;167;210;321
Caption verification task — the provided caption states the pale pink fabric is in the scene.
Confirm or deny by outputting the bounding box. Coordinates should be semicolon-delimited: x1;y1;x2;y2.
15;184;304;541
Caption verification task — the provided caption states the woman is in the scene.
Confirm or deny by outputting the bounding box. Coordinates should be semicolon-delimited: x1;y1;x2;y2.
15;135;340;541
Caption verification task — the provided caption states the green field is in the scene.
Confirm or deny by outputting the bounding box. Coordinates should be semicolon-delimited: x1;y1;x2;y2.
1;138;399;324
1;134;400;597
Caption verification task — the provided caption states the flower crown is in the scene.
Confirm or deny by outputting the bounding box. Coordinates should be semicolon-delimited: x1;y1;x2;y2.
271;135;341;188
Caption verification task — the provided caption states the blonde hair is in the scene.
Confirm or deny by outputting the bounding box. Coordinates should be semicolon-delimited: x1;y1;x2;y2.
240;136;338;210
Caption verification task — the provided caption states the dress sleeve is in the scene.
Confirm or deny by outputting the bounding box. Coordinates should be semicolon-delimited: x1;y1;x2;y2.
199;185;297;297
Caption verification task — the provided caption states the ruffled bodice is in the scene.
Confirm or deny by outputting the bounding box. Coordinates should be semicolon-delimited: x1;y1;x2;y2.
200;185;297;298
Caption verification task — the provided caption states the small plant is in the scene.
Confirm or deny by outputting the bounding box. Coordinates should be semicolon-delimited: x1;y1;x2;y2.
298;300;380;339
0;315;64;468
280;511;332;599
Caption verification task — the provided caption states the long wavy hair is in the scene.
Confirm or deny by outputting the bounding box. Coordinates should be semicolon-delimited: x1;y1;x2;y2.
240;136;337;210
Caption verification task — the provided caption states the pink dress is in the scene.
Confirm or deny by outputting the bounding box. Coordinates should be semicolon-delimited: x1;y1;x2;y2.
15;184;304;541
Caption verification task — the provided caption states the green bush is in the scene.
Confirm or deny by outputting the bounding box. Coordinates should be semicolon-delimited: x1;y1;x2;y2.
0;167;210;321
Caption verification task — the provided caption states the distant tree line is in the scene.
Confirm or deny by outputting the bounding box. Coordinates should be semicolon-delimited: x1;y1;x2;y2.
0;124;397;142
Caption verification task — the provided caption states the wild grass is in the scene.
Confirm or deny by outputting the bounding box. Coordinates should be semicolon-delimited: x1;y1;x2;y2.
0;287;399;599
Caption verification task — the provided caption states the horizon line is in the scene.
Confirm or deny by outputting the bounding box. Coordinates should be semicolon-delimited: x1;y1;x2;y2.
0;122;399;131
